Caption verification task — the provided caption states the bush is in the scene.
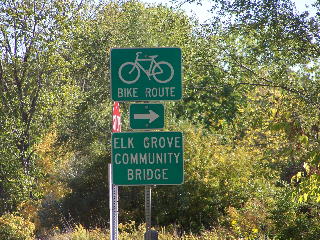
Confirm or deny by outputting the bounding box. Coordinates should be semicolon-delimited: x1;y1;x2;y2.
0;213;35;240
227;198;273;239
49;222;232;240
152;121;267;233
271;186;320;240
50;224;108;240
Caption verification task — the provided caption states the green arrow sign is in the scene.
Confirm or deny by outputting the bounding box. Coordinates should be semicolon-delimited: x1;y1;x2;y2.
130;104;164;130
110;47;182;101
112;132;184;185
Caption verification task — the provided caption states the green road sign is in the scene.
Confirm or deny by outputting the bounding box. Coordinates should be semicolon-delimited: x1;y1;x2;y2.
110;48;182;101
112;132;183;185
130;103;164;130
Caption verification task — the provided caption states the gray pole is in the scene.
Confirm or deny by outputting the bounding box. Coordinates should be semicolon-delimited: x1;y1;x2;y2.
145;185;151;230
145;185;152;239
109;164;118;240
144;185;158;240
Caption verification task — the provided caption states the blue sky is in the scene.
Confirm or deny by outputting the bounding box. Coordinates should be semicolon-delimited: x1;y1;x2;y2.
140;0;318;23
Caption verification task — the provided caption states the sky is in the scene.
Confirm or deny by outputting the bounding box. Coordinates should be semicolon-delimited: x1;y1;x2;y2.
140;0;318;23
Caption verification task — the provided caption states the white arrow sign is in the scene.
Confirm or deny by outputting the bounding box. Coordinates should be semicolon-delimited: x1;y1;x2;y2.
134;110;159;123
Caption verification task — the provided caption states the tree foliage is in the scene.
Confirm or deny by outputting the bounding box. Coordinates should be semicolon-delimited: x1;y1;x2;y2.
1;0;320;239
0;0;83;212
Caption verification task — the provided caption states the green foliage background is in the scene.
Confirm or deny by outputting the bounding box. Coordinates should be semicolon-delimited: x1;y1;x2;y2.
0;0;320;239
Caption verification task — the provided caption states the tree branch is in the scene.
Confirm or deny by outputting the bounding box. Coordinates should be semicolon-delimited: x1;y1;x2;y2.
25;74;42;140
218;44;317;104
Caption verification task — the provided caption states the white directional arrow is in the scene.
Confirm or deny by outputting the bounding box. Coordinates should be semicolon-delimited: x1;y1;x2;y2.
134;110;159;123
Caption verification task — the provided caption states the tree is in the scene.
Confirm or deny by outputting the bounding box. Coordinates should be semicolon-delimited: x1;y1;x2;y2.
49;0;197;229
175;0;320;237
180;0;320;104
0;0;83;212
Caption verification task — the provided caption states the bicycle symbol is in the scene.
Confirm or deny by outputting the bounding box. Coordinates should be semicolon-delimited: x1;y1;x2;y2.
118;52;174;84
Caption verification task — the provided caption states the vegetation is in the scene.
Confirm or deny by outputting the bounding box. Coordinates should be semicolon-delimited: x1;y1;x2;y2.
0;0;320;239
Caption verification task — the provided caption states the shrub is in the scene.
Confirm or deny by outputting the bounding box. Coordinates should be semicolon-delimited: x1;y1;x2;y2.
118;221;145;239
153;122;267;233
50;224;108;240
0;213;35;240
49;222;231;240
227;198;273;239
271;186;320;240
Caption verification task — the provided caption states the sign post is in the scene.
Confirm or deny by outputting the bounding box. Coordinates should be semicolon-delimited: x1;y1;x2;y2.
144;186;158;240
110;47;183;239
109;102;121;240
109;164;118;240
145;186;151;235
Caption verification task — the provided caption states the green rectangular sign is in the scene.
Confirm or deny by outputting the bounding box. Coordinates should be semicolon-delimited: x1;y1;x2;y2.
112;132;183;185
110;47;182;101
129;103;164;130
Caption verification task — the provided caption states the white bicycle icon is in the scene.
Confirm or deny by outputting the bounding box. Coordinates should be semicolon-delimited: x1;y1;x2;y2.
118;52;174;84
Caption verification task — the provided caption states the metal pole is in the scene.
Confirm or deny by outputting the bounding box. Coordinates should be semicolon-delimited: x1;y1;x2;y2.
109;164;118;240
145;185;152;240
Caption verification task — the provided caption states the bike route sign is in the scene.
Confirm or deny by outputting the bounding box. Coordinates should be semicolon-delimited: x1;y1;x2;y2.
129;103;164;130
110;47;182;101
112;131;184;185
